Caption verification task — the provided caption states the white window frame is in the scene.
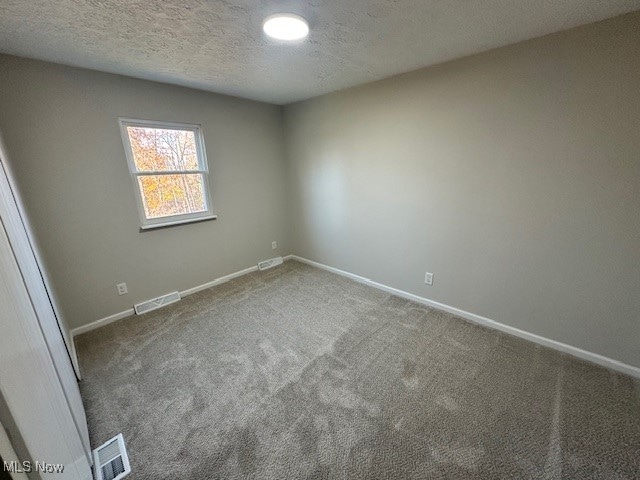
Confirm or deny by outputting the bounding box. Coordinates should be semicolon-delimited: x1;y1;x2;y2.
118;118;216;230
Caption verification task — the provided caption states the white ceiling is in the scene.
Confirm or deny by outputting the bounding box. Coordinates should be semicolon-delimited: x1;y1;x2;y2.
0;1;638;104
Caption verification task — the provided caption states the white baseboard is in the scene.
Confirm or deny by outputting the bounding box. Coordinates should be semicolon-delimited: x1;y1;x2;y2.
70;264;260;340
68;333;82;380
180;265;258;296
286;255;640;379
70;308;135;337
69;254;640;379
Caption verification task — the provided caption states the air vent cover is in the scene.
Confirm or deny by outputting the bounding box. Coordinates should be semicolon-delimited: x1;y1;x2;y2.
134;291;181;315
93;434;131;480
258;256;283;271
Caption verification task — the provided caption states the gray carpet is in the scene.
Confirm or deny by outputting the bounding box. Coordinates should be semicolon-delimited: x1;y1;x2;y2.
76;260;640;479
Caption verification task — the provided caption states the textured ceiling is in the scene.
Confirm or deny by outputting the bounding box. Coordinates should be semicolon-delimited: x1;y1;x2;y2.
0;1;639;104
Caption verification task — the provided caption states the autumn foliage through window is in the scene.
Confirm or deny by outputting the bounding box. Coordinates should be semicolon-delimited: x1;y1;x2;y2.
121;121;212;227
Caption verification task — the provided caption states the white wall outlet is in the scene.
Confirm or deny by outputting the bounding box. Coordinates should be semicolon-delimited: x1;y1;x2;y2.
424;272;434;286
116;282;128;296
272;241;277;250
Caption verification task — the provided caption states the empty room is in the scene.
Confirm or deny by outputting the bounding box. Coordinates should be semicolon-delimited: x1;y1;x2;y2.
0;1;639;479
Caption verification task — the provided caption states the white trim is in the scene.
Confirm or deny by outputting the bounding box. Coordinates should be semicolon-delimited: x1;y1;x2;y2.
118;117;214;230
118;118;204;131
0;212;92;478
71;309;136;337
0;420;28;480
1;136;92;464
139;214;217;230
70;264;260;338
179;265;258;296
286;255;640;379
0;137;81;379
70;253;640;379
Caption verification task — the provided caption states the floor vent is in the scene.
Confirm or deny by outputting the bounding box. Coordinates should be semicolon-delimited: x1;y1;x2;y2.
134;291;181;315
93;433;131;480
258;256;283;271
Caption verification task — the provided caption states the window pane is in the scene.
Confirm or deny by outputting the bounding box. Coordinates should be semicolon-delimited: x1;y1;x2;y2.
137;174;207;219
127;126;200;172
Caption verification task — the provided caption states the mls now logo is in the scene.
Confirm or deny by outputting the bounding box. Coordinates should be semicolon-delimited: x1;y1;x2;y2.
4;460;64;474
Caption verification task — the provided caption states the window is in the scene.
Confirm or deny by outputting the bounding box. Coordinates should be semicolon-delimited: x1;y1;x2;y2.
119;119;215;229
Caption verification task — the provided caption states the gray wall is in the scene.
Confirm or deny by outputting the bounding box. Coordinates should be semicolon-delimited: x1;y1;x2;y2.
284;13;640;367
0;13;638;367
0;56;289;330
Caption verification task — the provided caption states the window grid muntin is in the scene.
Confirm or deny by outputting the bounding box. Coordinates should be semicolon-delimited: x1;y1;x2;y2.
119;118;213;227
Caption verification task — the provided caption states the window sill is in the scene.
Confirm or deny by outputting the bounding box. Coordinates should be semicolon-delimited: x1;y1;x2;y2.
139;214;218;231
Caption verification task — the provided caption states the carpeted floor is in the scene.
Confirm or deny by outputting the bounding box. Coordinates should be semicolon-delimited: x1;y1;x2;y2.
76;260;640;479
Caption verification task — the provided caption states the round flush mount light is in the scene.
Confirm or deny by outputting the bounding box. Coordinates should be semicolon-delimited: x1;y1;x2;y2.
263;13;309;41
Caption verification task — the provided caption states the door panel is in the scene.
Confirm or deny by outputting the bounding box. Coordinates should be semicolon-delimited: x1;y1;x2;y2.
0;139;91;469
0;219;92;479
0;158;91;462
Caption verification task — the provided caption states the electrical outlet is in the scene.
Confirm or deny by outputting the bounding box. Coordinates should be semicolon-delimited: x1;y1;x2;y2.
116;282;128;296
272;241;277;250
424;272;433;286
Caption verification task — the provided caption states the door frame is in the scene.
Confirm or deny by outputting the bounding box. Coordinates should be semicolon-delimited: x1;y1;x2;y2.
0;137;80;379
0;133;92;468
0;214;92;479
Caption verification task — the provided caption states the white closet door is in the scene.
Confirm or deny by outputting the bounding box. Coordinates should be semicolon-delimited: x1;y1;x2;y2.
0;217;92;479
0;151;80;372
0;140;92;469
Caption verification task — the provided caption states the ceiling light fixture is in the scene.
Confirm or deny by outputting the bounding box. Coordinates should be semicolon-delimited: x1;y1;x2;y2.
263;13;309;41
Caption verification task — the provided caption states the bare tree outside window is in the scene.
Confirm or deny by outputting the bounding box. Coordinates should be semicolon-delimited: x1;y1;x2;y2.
120;120;213;228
